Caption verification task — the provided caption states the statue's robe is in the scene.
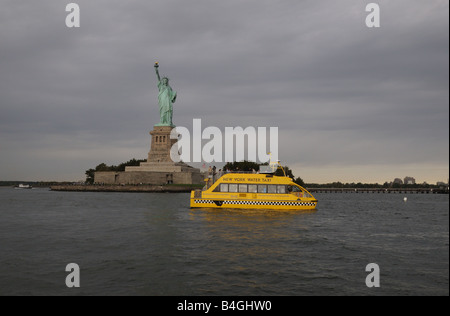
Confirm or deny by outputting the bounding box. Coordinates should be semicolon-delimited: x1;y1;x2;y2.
158;81;177;125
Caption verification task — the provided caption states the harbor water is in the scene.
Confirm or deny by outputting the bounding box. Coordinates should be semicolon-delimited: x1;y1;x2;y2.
0;187;448;295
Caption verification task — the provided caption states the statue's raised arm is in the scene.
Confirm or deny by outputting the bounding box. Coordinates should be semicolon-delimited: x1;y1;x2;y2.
154;62;161;82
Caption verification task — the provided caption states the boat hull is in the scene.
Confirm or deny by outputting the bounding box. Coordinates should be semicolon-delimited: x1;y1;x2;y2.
190;197;318;210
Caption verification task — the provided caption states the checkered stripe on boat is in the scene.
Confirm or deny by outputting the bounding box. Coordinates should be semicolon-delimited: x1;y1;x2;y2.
194;200;316;206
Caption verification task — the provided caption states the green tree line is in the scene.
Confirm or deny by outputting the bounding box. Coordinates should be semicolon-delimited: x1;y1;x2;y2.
222;160;305;186
84;159;446;190
85;158;146;184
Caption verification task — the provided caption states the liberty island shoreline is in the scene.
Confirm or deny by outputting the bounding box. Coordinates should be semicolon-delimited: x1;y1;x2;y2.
49;184;201;193
47;184;448;194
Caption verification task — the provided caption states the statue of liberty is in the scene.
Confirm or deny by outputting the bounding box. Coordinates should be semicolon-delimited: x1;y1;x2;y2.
154;62;177;127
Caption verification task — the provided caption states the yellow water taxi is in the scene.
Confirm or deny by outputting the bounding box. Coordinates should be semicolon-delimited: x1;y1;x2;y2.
190;163;318;210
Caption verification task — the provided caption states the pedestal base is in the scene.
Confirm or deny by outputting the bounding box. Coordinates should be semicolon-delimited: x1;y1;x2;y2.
93;125;205;185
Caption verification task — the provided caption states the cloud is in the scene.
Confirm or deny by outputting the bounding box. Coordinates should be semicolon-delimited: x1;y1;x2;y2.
0;0;448;182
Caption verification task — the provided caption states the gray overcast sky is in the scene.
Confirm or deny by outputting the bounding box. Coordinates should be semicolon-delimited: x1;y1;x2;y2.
0;0;448;183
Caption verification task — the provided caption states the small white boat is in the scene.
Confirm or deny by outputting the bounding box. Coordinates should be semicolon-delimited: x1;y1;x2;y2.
15;184;33;189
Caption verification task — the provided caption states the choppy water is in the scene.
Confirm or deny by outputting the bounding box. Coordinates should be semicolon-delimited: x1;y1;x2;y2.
0;187;448;296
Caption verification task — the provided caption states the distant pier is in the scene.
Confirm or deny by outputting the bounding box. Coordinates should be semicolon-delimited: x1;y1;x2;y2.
50;184;201;193
306;188;448;194
49;185;448;194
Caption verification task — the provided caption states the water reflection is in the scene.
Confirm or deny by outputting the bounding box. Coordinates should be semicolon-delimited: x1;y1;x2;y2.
188;207;316;241
190;207;316;218
175;207;319;295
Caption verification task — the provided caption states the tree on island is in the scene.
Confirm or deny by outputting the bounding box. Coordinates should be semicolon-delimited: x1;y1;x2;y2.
223;161;261;173
85;158;146;184
222;160;305;186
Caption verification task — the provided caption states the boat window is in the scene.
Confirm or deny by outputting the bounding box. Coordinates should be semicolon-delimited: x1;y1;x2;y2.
287;185;301;193
303;191;313;198
277;185;286;194
268;185;277;194
238;184;247;193
248;184;257;193
258;185;267;193
220;183;228;192
228;184;238;193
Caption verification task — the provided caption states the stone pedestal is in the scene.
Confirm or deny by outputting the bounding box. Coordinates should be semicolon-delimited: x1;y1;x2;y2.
147;125;177;163
98;125;205;185
94;125;204;185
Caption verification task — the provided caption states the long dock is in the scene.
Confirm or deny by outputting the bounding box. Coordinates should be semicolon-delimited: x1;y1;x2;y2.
306;187;448;194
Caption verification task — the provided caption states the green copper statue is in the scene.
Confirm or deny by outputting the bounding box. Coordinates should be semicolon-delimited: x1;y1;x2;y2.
154;62;177;127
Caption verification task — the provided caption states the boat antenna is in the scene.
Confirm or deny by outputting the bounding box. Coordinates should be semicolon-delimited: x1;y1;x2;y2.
278;163;286;177
269;153;286;176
